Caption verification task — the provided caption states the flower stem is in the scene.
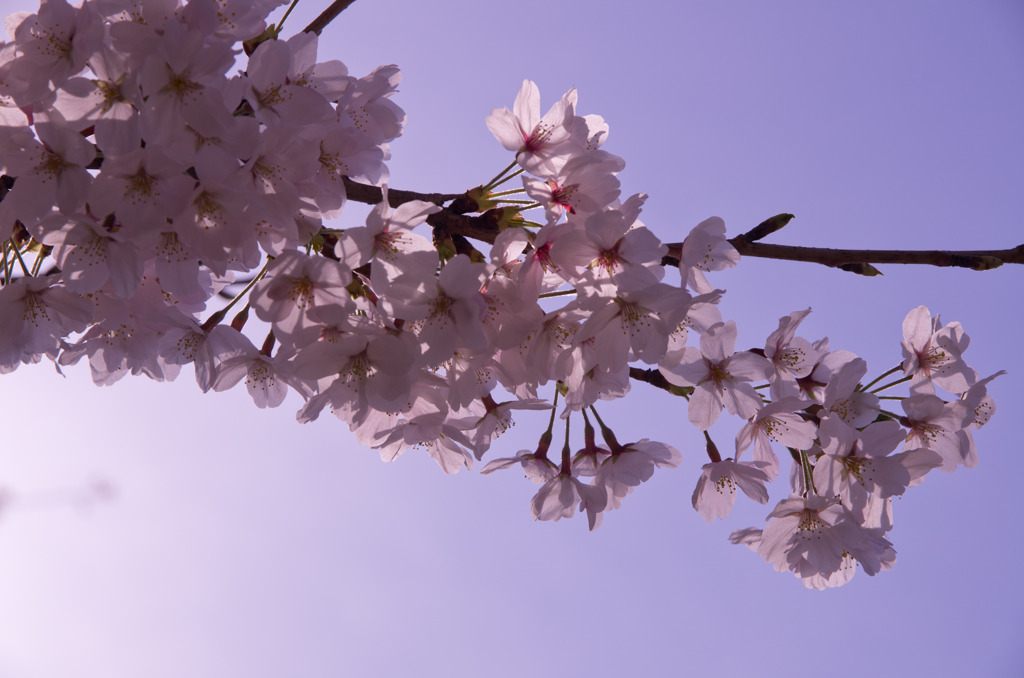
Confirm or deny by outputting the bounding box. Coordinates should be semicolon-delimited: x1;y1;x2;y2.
799;449;817;495
9;240;31;277
482;161;519;192
545;388;559;433
703;431;722;463
538;289;577;299
2;242;11;284
589;405;623;453
485;167;525;192
202;260;271;330
30;247;46;276
861;364;903;391
486;188;526;198
274;0;301;32
560;410;572;474
870;375;912;393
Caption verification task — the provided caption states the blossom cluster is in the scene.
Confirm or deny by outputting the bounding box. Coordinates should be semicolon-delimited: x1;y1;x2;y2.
0;0;1001;588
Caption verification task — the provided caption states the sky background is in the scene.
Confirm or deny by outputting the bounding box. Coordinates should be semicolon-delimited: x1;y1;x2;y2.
1;1;1023;677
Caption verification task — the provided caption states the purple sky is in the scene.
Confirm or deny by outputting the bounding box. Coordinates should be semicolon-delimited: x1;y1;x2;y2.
1;1;1022;676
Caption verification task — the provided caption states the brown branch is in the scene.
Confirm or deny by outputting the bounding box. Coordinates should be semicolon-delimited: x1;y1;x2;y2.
663;239;1022;273
342;177;462;208
343;177;503;243
342;178;1023;273
628;368;693;398
303;0;359;36
724;240;1021;271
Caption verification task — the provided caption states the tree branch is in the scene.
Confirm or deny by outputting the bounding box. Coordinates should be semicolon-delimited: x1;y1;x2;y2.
340;178;1023;273
342;177;462;208
725;240;1021;272
628;368;693;397
303;0;359;36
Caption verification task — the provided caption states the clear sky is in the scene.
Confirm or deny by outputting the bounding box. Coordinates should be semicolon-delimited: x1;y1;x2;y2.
0;1;1022;677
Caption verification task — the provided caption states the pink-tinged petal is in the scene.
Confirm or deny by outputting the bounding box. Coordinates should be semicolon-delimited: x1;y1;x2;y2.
485;107;526;152
659;347;707;386
699;321;735;363
512;80;540;134
692;465;738;522
688;383;724;430
530;475;575;522
728;351;773;381
720;381;763;420
902;305;933;348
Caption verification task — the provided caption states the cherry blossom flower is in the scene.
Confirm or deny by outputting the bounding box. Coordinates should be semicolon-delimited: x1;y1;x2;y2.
659;320;772;430
213;340;311;409
575;282;692;368
692;458;771;522
678;216;739;294
551;198;666;293
531;471;607;531
293;327;422;426
88;145;193;234
159;323;251;392
901;305;974;395
333;186;440;288
820;357;879;428
243;35;335;127
757;494;896;586
813;416;940;525
593;438;681;511
521;149;625;225
0;274;91;368
45;213;145;298
5;0;104;105
250;249;354;347
403;254;489;367
486;80;579;176
51;44;141;157
764;308;823;399
900;393;974;473
735;397;817;479
374;408;478;475
0;117;95;227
